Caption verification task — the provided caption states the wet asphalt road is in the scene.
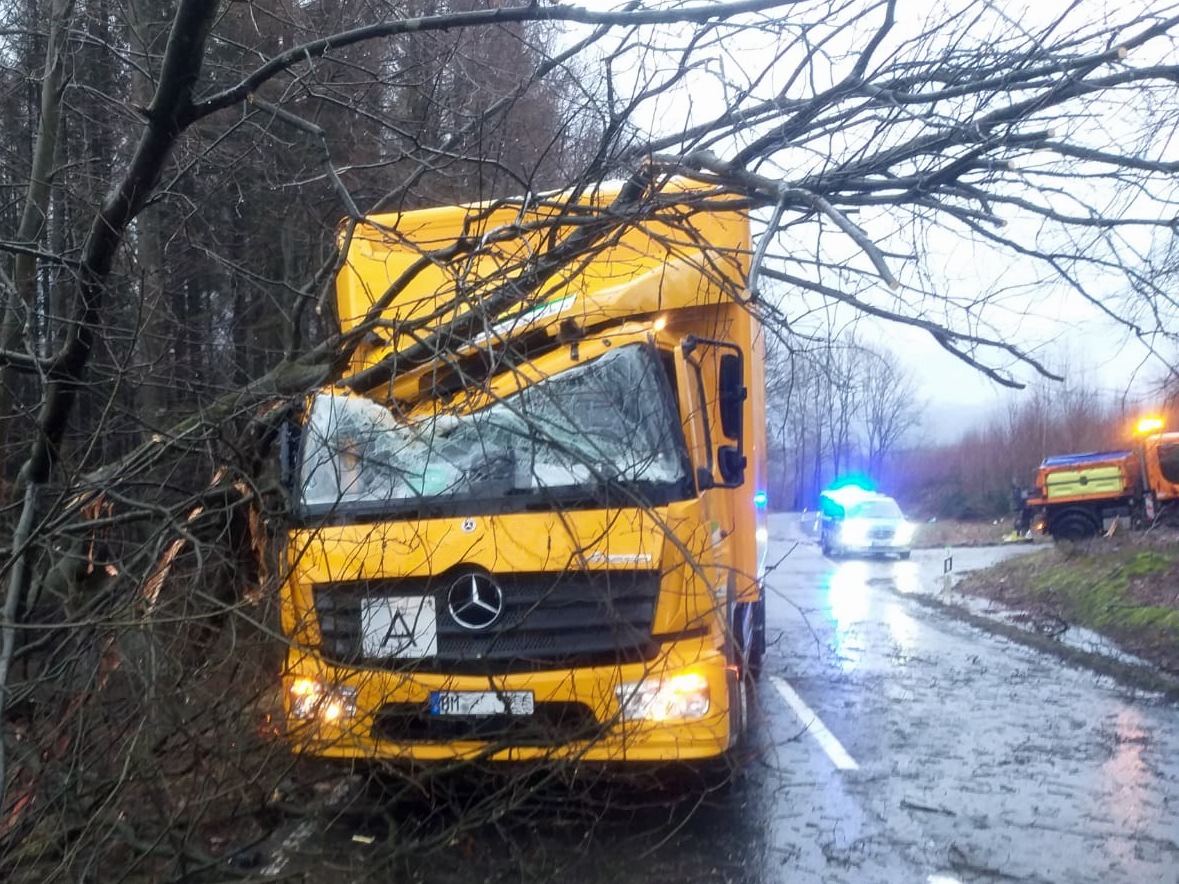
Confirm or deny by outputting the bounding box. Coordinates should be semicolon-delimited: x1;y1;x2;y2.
278;513;1179;884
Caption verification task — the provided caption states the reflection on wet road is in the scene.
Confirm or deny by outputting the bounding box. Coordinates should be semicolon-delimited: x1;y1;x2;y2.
758;513;1179;884
292;513;1179;884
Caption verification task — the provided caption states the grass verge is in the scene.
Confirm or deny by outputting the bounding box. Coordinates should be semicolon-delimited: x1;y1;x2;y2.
954;529;1179;678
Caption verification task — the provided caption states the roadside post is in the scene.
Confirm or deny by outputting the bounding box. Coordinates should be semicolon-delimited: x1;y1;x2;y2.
942;547;953;596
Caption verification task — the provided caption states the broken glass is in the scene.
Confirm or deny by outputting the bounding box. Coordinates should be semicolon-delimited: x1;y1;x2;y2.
297;344;690;515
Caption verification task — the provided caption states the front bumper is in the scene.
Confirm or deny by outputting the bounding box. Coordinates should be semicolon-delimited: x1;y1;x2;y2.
281;636;734;764
840;542;910;555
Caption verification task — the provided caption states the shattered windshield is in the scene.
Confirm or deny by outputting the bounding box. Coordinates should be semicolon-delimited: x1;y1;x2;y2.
297;344;691;515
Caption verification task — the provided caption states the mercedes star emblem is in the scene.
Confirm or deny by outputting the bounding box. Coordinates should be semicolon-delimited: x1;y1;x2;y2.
447;573;504;631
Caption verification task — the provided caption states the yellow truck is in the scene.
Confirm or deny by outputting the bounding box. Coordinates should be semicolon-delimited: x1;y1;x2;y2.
279;179;767;769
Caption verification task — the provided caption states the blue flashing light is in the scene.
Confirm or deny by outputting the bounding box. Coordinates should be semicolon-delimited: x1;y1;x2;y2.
753;490;768;508
822;485;873;509
827;475;875;494
820;475;879;513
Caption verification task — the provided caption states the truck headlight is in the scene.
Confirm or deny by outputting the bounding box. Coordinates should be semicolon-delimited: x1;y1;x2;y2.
895;521;915;544
616;671;710;721
288;678;358;723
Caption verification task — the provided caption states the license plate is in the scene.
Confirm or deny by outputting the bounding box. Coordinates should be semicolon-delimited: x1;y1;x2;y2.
429;690;534;717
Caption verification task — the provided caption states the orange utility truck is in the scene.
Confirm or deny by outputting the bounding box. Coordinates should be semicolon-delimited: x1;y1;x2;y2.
278;179;767;770
1015;432;1179;540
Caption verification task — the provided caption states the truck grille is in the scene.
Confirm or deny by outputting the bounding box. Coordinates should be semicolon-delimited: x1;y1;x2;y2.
313;570;661;674
868;526;895;541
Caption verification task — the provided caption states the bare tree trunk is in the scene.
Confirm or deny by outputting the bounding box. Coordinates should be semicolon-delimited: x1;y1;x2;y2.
126;0;173;432
0;0;75;475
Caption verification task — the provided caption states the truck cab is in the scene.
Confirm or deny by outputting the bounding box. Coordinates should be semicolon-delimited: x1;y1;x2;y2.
279;180;768;768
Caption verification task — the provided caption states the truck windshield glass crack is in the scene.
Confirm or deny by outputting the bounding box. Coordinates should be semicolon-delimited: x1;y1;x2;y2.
297;344;689;515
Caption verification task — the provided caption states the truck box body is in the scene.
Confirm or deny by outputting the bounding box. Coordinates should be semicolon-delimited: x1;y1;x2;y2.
1030;450;1137;504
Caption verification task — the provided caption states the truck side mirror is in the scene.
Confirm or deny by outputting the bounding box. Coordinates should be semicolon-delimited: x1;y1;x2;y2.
717;351;747;486
718;352;746;442
718;444;746;485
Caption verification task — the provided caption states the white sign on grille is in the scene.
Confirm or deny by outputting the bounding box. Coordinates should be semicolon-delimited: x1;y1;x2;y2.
360;596;437;658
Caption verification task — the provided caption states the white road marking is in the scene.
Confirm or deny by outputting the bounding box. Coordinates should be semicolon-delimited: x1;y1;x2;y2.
261;775;359;876
770;675;860;771
928;876;963;884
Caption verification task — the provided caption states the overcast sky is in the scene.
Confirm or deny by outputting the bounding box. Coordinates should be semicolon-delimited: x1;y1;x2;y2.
562;0;1176;440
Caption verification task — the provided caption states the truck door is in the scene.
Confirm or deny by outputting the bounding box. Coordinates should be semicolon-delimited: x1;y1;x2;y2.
1148;436;1179;504
674;338;742;633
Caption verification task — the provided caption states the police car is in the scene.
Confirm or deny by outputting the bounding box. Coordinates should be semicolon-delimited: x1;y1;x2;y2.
819;485;915;559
